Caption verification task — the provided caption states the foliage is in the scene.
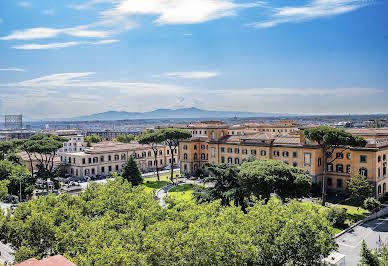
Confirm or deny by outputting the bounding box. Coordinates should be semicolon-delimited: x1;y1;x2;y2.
121;156;143;186
364;197;381;212
85;135;102;145
359;240;380;266
239;159;312;201
304;126;366;205
193;167;205;178
346;174;373;200
114;134;135;143
0;141;13;160
137;131;165;181
0;180;10;199
6;153;24;166
0;179;337;265
158;128;192;181
326;207;347;227
0;160;34;199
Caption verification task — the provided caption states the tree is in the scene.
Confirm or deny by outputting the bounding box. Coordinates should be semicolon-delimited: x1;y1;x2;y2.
364;197;381;212
359;240;380;266
0;180;10;200
0;178;337;265
193;163;246;210
21;134;67;177
326;207;347;227
85;135;102;146
122;156;143;186
239;159;312;202
6;153;24;165
0;160;33;200
158;128;192;182
304;127;366;205
346;174;373;201
137;131;164;181
0;141;13;160
114;134;135;143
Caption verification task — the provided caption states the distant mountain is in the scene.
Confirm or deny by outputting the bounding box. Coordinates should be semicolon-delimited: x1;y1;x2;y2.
66;107;288;121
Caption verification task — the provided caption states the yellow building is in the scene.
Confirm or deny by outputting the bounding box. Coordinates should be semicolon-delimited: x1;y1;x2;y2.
61;141;176;178
179;123;388;198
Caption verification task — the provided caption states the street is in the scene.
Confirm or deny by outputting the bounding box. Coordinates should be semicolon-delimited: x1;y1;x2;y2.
337;217;388;265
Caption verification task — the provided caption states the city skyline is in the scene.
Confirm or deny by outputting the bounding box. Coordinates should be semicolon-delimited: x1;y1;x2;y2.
0;0;387;119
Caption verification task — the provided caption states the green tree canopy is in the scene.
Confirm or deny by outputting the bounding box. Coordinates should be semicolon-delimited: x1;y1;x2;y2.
114;134;135;143
0;180;10;200
346;174;373;200
85;135;102;145
0;160;33;200
305;126;366;205
158;128;192;181
0;177;337;265
239;159;312;201
121;156;143;186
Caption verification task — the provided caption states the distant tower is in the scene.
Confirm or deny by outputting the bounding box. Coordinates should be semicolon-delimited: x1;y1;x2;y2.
4;114;22;129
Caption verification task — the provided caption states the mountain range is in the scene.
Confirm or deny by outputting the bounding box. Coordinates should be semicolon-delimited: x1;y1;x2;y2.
66;107;288;121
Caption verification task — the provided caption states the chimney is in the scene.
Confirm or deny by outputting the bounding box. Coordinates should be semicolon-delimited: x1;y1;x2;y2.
299;128;306;145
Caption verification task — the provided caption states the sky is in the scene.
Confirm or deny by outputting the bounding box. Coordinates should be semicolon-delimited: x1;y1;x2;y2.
0;0;387;120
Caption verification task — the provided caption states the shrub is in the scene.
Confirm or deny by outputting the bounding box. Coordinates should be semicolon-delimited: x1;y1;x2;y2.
326;207;347;226
364;197;381;212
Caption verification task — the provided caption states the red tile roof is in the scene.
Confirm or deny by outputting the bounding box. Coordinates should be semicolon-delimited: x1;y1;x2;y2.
15;255;76;266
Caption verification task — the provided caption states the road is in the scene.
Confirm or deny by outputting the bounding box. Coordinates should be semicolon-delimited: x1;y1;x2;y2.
0;242;14;265
337;217;388;265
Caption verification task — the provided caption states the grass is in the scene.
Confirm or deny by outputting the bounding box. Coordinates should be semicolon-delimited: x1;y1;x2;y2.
168;184;199;202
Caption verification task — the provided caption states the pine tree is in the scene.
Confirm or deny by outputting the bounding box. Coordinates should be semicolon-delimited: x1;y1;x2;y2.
122;156;143;186
359;240;380;266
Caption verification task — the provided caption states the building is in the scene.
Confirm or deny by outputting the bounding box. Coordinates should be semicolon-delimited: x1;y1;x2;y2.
61;141;177;178
49;130;85;154
15;255;76;266
0;130;36;140
179;122;388;198
17;151;61;174
85;130;140;141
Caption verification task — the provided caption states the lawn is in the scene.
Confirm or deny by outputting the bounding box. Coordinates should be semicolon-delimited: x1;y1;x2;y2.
168;184;199;202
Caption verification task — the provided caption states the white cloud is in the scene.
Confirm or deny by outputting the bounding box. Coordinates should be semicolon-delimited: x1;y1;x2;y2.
1;26;112;41
159;71;221;79
42;9;55;15
19;1;31;8
0;18;3;23
0;68;25;72
12;39;119;50
249;0;372;28
1;72;190;95
102;0;262;25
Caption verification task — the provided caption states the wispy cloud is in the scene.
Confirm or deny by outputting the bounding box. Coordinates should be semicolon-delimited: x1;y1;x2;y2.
0;18;3;24
0;68;25;72
1;72;190;95
12;39;119;50
101;0;263;25
1;26;112;41
19;1;31;8
42;9;55;15
159;71;221;79
249;0;372;28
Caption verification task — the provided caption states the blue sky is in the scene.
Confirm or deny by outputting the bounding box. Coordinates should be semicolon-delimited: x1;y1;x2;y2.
0;0;387;119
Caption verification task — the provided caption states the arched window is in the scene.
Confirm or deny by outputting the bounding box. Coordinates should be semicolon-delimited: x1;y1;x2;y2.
359;167;368;177
336;164;344;173
194;145;197;150
220;131;225;137
183;153;188;160
346;165;351;173
121;154;126;160
194;154;198;160
201;153;205;160
378;184;381;194
228;157;232;164
201;145;205;149
383;183;386;193
183;145;187;150
235;158;240;164
211;131;215;140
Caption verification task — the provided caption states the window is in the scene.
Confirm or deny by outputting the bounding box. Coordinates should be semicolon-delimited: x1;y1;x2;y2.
318;158;322;166
384;154;387;161
82;158;86;164
360;155;367;163
108;155;112;161
91;168;95;175
242;149;248;154
328;178;332;187
227;148;233;153
101;167;105;173
194;154;198;160
194;145;197;150
221;147;225;152
260;150;266;156
251;149;257;155
100;156;104;162
148;161;152;166
221;156;225;163
148;151;151;157
115;165;119;171
234;148;239;154
115;154;119;161
347;165;351;173
201;153;206;160
378;167;381;178
121;154;126;160
336;152;343;159
109;166;112;172
292;152;298;158
183;153;188;160
384;183;386;193
88;158;92;164
282;151;289;157
184;164;187;171
336;164;344;173
211;147;216;157
337;179;343;188
235;158;240;164
159;150;163;155
228;157;232;164
378;185;381;194
292;162;298;167
211;131;215;140
304;152;312;166
274;150;280;157
328;164;333;172
326;152;332;158
359;167;368;177
383;167;386;176
378;155;381;162
93;157;98;163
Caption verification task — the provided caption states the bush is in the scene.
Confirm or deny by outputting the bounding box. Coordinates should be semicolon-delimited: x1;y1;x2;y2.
364;197;381;212
326;207;347;226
